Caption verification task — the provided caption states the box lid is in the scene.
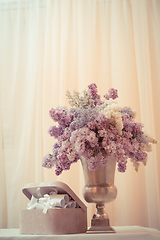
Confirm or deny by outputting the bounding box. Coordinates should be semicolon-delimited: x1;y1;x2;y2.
22;181;87;212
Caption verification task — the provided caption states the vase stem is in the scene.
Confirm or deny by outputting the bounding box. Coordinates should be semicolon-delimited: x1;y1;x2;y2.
86;203;115;234
93;203;108;220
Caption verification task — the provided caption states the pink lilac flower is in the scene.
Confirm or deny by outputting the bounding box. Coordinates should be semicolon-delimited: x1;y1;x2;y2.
86;149;95;158
117;160;127;172
53;142;60;149
104;93;110;100
88;83;98;92
88;83;103;106
42;83;157;175
87;121;96;130
70;108;98;130
48;125;64;138
100;155;109;166
108;88;118;100
86;131;98;147
55;165;63;175
134;150;147;162
74;139;86;155
87;156;99;171
57;152;71;170
67;148;77;162
104;88;118;100
94;113;109;130
121;138;132;155
42;154;54;168
121;107;135;118
98;129;107;138
49;107;74;129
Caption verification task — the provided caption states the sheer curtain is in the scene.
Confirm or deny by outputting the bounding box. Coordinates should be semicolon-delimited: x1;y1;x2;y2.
0;0;160;230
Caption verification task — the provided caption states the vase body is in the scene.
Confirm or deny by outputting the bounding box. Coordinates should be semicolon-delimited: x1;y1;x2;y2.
80;156;117;233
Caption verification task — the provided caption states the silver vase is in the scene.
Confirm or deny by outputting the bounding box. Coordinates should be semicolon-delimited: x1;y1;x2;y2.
80;156;117;233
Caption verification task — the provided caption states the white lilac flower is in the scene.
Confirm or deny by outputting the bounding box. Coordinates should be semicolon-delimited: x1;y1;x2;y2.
144;132;158;144
67;150;77;162
130;158;140;172
86;131;98;148
66;89;95;109
142;143;152;152
74;138;86;155
100;102;123;135
42;154;55;168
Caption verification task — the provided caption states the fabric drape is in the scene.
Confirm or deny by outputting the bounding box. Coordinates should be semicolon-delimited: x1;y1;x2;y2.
0;0;160;230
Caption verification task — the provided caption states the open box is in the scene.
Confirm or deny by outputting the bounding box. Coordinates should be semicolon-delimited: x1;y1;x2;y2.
20;181;87;235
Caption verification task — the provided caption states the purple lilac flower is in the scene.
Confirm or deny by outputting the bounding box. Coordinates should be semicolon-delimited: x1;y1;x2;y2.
53;142;60;149
72;154;80;163
100;155;109;166
121;107;135;118
136;134;148;144
62;127;72;140
133;122;143;132
122;115;135;133
107;129;116;141
58;135;66;146
49;107;74;129
57;152;71;170
121;138;132;155
106;141;117;157
49;108;55;119
42;154;54;168
98;129;107;138
104;93;110;100
87;121;96;130
108;88;118;99
117;162;127;172
88;83;98;92
86;149;95;158
88;83;103;106
87;156;99;171
52;144;60;161
86;131;98;147
122;131;132;139
42;83;157;175
48;125;64;138
104;88;118;100
57;127;72;146
55;165;63;176
135;150;147;162
109;125;118;135
94;113;109;130
74;139;86;155
70;108;98;130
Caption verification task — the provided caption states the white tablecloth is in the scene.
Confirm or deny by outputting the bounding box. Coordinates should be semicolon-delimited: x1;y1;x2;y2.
0;226;160;240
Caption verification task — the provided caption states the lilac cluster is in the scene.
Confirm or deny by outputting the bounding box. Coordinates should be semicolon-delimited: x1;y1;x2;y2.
42;83;157;175
70;107;99;130
88;83;103;106
104;88;118;100
48;125;64;138
49;107;74;129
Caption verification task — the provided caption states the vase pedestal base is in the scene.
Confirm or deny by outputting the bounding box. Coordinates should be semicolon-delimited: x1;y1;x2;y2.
87;226;115;234
86;204;116;234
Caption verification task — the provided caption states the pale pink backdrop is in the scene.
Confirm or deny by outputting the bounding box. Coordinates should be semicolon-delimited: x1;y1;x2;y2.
0;0;160;230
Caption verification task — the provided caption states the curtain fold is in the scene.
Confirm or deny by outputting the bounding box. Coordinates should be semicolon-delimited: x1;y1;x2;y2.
0;0;160;230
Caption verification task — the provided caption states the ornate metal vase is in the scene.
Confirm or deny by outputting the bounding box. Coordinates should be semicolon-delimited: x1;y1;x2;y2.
80;156;117;233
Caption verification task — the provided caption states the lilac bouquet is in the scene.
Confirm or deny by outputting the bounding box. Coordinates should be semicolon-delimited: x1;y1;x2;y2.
42;84;157;175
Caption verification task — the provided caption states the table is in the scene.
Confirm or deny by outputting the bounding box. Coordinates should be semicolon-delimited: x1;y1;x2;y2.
0;226;160;240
